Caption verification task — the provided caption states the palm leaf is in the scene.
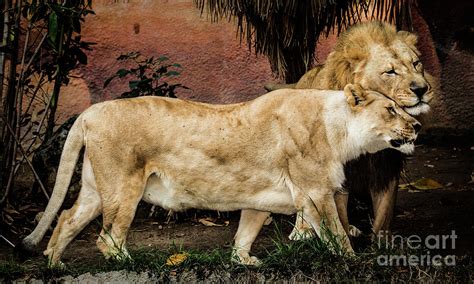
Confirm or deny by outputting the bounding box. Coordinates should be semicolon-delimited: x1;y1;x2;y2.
195;0;413;82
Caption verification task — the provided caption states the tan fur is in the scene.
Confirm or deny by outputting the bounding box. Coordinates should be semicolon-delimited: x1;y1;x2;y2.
289;21;436;240
22;85;420;266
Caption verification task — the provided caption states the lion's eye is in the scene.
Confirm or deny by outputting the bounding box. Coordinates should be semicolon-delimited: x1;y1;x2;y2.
413;60;421;69
387;106;396;115
384;69;397;75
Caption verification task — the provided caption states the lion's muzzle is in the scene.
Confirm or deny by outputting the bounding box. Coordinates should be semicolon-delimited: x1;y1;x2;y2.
410;81;429;100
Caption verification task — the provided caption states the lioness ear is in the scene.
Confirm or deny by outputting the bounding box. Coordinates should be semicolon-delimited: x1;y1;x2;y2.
344;84;366;108
397;31;418;47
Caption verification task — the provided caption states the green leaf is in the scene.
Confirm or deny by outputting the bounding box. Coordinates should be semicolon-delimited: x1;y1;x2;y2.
75;48;88;65
165;71;180;76
117;69;131;77
72;18;81;33
48;12;58;47
129;80;140;89
103;76;116;88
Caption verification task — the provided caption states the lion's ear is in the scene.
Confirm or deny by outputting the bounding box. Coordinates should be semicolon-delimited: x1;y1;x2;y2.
344;47;367;71
397;31;418;47
344;84;367;108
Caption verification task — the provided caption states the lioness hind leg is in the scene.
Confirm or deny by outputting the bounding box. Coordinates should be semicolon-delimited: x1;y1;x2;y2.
96;176;144;261
44;181;102;266
232;209;270;266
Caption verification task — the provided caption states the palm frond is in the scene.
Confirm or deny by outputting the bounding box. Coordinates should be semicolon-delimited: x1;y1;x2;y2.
194;0;413;82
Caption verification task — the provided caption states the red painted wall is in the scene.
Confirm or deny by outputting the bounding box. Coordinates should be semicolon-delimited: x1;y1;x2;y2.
56;0;471;138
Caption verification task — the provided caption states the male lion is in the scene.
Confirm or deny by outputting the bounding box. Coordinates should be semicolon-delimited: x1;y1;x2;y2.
270;21;436;240
21;84;420;266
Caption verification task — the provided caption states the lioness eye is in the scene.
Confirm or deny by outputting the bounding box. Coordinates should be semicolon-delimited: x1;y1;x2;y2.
413;60;421;68
385;69;397;75
387;106;396;115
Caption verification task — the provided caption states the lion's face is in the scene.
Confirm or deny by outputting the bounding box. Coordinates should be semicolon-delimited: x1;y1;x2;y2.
356;40;433;116
345;84;421;154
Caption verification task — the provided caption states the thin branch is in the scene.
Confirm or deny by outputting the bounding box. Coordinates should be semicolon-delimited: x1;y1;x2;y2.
0;114;50;205
14;84;52;177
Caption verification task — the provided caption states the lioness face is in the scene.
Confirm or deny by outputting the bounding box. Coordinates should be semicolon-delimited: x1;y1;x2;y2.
357;41;433;116
345;85;421;155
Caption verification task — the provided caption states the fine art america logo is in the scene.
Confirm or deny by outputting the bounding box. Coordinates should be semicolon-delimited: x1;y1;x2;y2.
376;231;457;266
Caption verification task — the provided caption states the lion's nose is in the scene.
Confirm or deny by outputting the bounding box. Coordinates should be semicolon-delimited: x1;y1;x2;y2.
413;123;422;134
410;82;428;99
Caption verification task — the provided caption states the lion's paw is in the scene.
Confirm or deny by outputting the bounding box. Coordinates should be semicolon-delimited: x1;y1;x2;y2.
348;225;362;237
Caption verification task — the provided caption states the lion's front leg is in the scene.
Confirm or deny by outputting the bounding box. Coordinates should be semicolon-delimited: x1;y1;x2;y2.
232;209;270;266
371;178;398;240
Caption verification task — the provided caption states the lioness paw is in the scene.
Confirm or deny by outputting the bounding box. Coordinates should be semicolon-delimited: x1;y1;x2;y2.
289;227;315;241
231;250;262;266
47;258;66;270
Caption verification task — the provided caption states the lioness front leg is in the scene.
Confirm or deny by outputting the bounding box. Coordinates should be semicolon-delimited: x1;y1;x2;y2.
295;192;353;254
232;209;270;266
290;191;351;241
289;212;315;241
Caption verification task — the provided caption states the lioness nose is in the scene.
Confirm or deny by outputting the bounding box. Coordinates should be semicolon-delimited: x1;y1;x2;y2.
410;82;428;99
413;123;422;134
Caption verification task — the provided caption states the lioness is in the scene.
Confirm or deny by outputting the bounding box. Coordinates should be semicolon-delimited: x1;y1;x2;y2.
267;21;435;240
22;84;420;266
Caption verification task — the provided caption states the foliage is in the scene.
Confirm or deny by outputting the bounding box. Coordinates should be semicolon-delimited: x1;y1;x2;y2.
0;260;25;280
195;0;413;82
0;0;94;224
104;51;187;99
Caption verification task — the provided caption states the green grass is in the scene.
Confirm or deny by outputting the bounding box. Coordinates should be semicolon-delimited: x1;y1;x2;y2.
1;221;473;282
0;260;24;280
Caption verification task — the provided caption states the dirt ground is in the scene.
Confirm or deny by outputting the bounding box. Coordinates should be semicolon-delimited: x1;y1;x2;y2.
1;144;473;277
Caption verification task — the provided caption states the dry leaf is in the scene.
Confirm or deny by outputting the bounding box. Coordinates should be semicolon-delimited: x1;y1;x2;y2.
166;253;188;266
398;183;410;190
399;178;443;191
198;218;223;227
411;178;443;190
3;208;20;215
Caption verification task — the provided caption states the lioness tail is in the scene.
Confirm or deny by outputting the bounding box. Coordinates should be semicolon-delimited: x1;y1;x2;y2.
21;115;85;251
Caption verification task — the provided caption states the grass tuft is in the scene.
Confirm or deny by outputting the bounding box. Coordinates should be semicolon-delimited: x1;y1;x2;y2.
0;259;24;280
